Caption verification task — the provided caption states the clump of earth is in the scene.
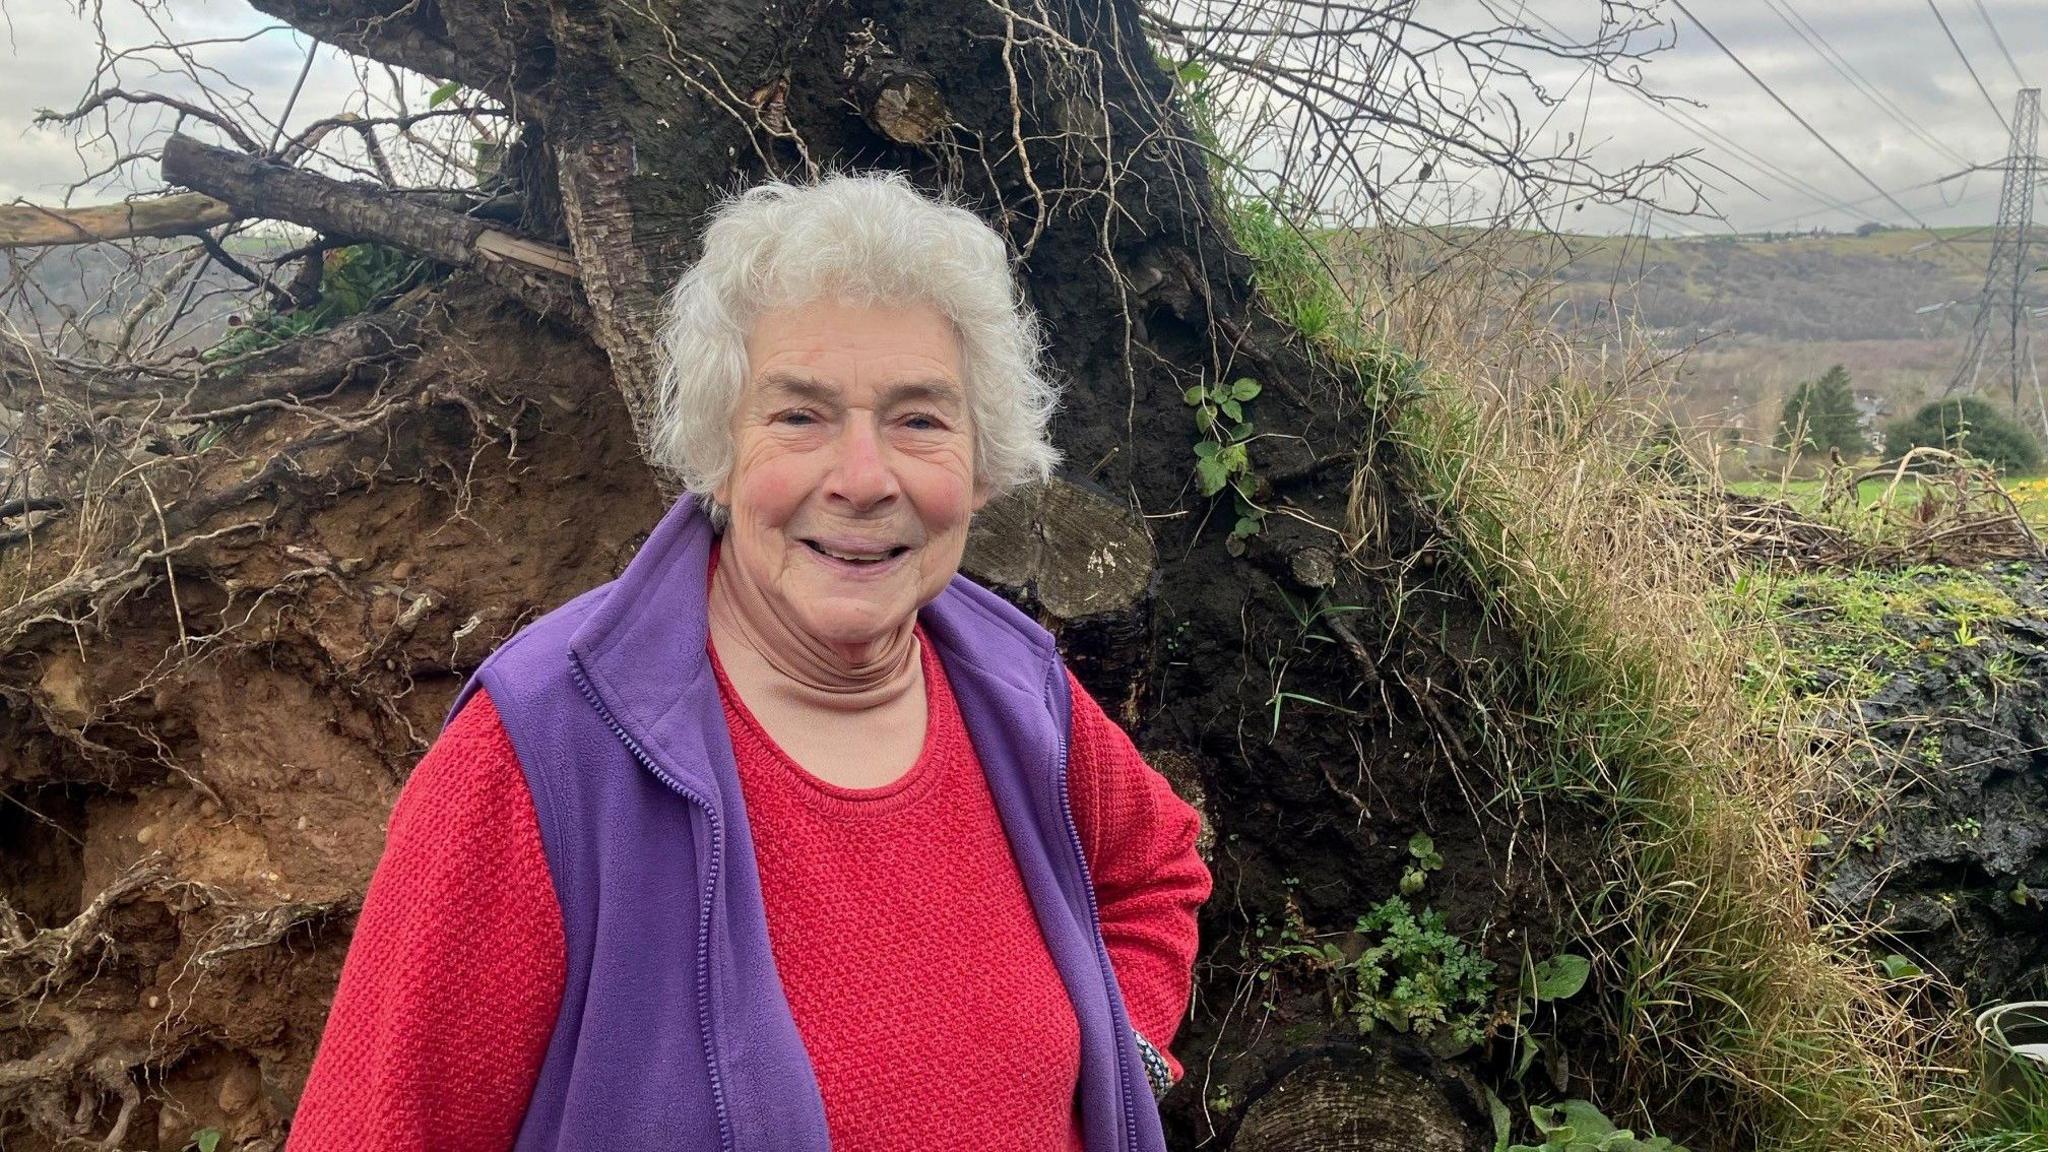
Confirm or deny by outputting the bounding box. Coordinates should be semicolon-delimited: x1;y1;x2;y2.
1780;560;2048;1002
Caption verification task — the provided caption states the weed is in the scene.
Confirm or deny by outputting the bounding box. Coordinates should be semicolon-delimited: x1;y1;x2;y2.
1349;897;1495;1048
1184;376;1267;551
205;243;431;363
1401;831;1444;896
1502;1099;1690;1152
1250;895;1494;1051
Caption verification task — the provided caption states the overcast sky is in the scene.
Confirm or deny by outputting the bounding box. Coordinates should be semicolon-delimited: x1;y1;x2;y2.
1;0;2043;236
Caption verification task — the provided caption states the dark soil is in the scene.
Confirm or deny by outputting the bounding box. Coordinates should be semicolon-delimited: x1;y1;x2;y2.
1809;561;2048;1003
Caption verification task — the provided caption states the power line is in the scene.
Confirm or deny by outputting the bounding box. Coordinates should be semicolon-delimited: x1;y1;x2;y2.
1673;0;1944;231
1652;99;1878;221
1525;8;1886;228
1745;171;1973;232
1764;0;1973;169
1968;0;2028;87
1747;179;2005;234
1927;0;2012;131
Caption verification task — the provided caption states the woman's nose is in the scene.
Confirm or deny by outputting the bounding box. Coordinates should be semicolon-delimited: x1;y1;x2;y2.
826;418;899;509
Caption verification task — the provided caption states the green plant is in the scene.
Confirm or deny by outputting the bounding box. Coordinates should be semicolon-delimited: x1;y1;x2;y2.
1185;377;1266;551
1507;949;1593;1086
1349;897;1495;1048
1500;1100;1689;1152
204;244;432;362
1876;953;1924;980
187;1131;223;1152
1401;831;1443;895
1248;894;1494;1050
1885;397;2043;473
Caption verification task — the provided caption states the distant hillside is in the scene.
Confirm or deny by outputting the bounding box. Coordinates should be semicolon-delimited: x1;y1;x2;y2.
1548;227;2028;343
1391;225;2046;453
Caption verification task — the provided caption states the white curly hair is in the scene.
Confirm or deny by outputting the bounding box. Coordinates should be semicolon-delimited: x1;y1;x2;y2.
650;172;1061;502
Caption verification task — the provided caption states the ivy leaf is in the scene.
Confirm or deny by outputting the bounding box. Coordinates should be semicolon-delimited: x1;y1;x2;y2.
1192;440;1220;460
1183;385;1207;406
1231;377;1263;400
1231;473;1258;502
194;1131;224;1152
1219;398;1243;422
1218;443;1248;471
1530;953;1591;1002
1195;457;1229;496
1877;953;1922;980
1193;406;1216;433
1232;515;1261;538
428;80;462;108
1230;421;1254;440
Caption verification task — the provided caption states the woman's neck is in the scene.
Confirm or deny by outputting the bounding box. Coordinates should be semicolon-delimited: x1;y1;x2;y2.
706;543;922;717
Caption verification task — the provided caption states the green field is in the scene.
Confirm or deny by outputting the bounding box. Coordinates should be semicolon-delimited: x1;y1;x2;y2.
1726;473;2048;532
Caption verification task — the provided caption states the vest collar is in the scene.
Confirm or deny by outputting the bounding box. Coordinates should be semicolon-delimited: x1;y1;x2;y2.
567;493;1062;799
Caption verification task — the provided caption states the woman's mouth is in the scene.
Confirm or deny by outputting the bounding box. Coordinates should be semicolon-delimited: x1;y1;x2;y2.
801;539;911;566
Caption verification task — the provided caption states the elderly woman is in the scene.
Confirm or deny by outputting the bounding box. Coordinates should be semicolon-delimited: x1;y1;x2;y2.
287;174;1211;1152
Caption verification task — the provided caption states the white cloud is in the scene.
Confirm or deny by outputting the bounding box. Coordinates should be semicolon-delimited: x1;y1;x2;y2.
1;0;2043;233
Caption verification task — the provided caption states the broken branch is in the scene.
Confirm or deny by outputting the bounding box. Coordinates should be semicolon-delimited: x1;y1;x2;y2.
0;194;236;249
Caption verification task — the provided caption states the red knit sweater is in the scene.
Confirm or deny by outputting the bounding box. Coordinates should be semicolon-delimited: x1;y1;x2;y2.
289;643;1210;1151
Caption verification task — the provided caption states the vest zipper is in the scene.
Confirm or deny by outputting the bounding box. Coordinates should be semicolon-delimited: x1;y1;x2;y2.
1047;661;1143;1152
569;655;737;1152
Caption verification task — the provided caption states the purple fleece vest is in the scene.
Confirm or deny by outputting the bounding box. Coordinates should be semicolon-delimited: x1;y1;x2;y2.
447;494;1165;1152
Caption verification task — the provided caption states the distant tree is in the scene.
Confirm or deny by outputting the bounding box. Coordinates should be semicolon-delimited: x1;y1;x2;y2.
1775;364;1864;457
1884;396;2043;472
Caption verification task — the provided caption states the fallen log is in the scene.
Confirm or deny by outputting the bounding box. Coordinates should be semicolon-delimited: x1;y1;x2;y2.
160;134;576;280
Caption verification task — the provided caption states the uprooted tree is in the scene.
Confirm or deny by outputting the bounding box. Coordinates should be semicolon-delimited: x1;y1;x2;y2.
0;1;1704;1148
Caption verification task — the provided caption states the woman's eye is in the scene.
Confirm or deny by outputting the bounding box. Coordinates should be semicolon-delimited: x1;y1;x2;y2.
902;413;942;431
776;410;817;426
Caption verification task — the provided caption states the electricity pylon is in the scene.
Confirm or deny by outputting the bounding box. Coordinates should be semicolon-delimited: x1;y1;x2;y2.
1945;87;2042;425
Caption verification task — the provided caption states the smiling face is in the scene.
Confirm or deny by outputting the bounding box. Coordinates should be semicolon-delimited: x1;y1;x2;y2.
714;298;986;658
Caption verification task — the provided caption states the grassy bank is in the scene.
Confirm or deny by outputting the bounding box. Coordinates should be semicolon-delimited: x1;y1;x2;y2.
1220;190;1985;1148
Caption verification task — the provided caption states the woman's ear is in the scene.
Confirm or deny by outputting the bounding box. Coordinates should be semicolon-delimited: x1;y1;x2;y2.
971;477;993;513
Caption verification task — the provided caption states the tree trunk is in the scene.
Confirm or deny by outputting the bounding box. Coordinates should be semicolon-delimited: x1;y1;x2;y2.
0;1;1593;1148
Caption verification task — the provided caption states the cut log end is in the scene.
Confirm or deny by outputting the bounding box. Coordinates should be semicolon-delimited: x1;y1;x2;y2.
1232;1045;1494;1152
856;61;949;146
963;479;1155;619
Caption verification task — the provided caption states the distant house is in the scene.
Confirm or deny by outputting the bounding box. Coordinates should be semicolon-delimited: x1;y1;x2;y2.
1854;392;1890;452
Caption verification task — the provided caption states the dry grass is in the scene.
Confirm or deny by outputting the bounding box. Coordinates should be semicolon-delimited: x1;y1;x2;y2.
1261;222;1975;1149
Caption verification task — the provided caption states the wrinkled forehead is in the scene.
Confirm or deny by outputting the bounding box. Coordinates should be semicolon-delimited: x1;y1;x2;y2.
749;370;967;411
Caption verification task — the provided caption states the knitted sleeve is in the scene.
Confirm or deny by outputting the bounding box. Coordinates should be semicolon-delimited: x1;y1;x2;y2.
287;688;566;1152
1064;672;1213;1081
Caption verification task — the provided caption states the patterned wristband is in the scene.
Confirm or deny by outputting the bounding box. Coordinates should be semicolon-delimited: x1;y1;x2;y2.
1134;1031;1174;1100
